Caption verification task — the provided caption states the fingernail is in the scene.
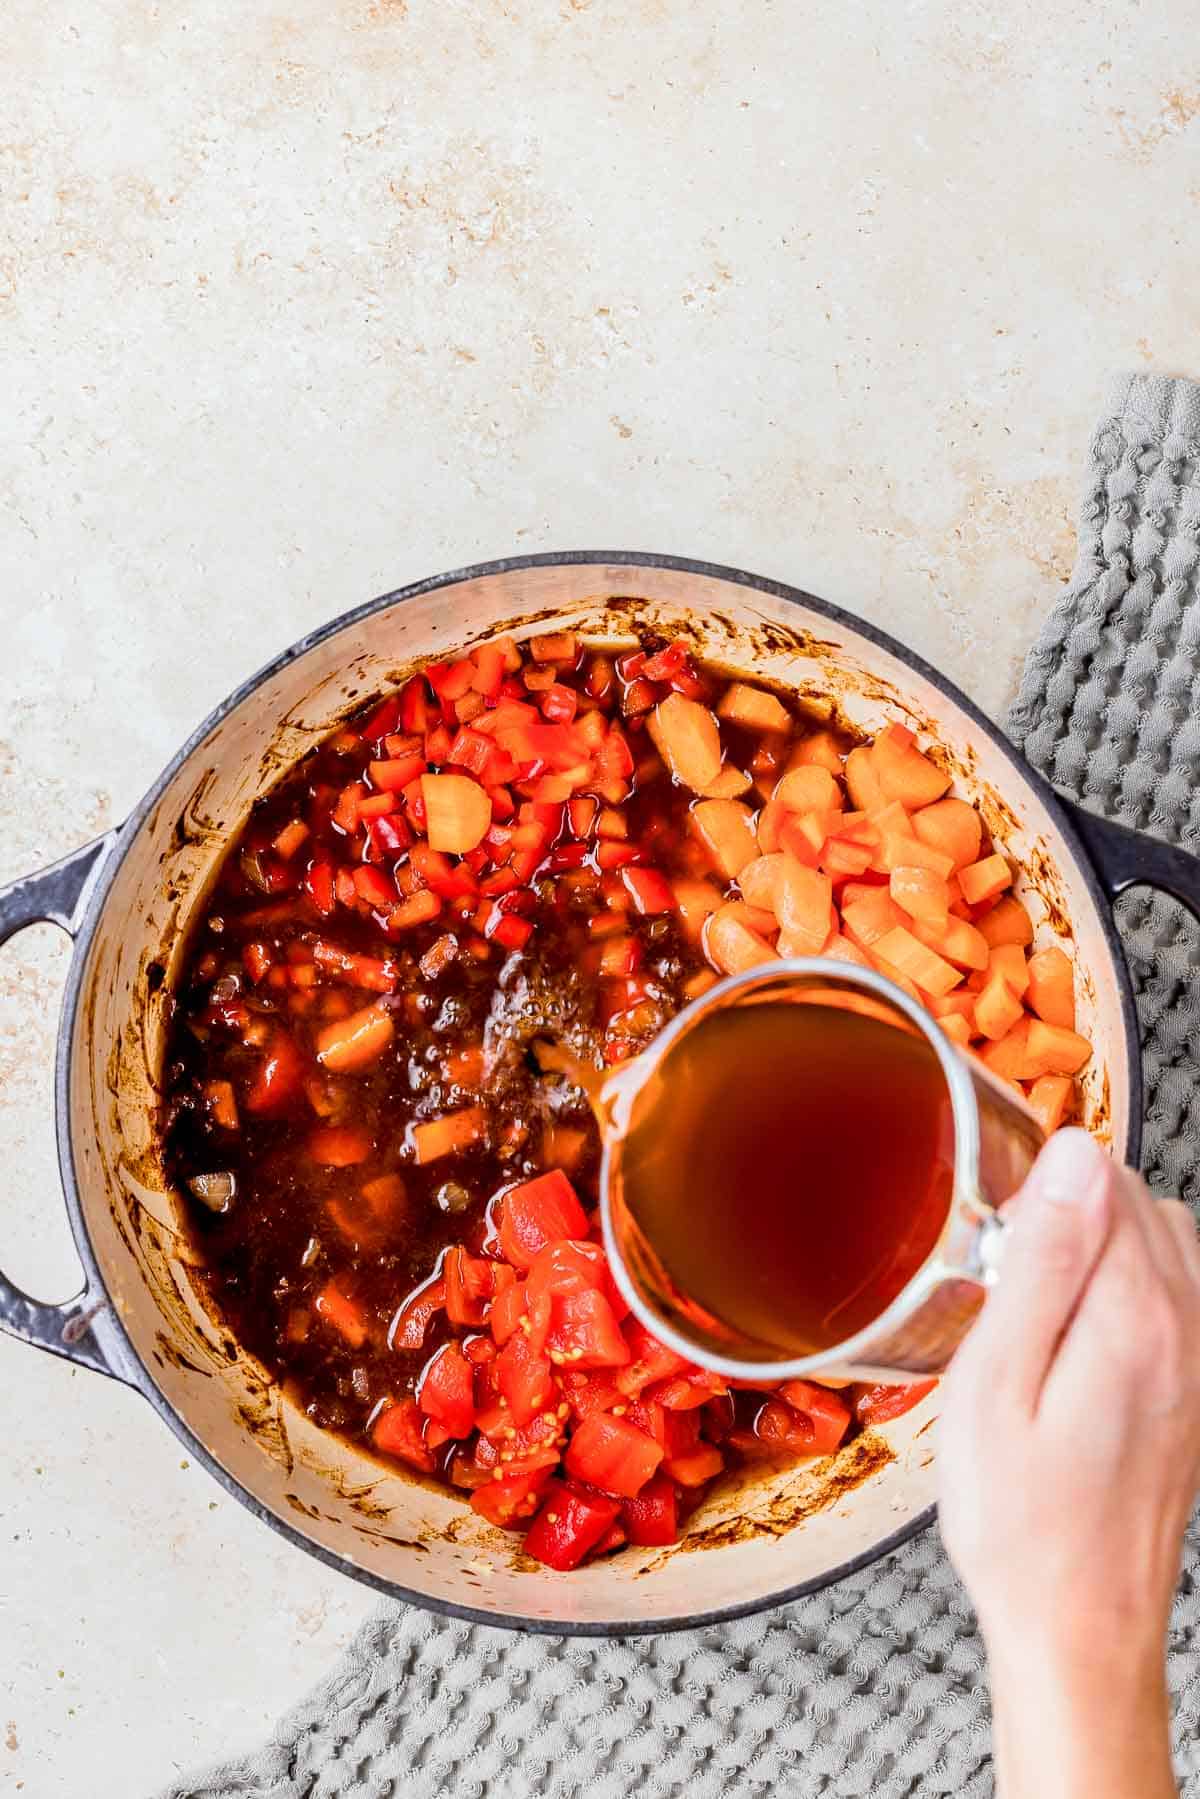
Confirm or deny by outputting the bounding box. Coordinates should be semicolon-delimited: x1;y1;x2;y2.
1027;1128;1110;1207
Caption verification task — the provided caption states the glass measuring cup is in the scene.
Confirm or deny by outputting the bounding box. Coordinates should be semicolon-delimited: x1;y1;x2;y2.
596;959;1043;1383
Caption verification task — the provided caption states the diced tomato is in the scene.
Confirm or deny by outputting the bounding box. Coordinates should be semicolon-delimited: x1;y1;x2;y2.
245;1029;306;1114
354;865;397;910
494;1171;590;1269
661;1407;702;1458
495;1327;557;1427
546;1288;631;1369
524;1238;629;1319
853;1380;938;1427
357;693;401;742
648;1370;727;1410
389;1275;447;1351
397;676;429;733
620;1472;678;1545
370;752;427;792
444;1245;495;1327
618;866;676;914
565;1374;625;1420
372;1396;435;1473
303;859;337;915
641;641;691;683
615;1320;693;1399
243;940;273;984
564;1411;664;1498
470;1468;550;1529
488;1279;527;1346
663;1444;724;1487
417;1342;476;1439
524;1480;620;1571
777;1379;852;1454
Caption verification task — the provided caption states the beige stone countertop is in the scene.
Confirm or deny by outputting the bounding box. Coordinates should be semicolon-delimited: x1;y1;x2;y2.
2;1;1197;1791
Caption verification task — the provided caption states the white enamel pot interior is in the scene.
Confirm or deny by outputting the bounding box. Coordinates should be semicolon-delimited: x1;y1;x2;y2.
49;555;1136;1633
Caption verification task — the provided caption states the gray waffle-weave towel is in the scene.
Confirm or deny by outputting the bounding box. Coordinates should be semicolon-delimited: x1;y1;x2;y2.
158;372;1200;1799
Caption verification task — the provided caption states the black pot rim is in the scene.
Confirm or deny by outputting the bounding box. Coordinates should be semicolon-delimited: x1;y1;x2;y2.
54;549;1142;1637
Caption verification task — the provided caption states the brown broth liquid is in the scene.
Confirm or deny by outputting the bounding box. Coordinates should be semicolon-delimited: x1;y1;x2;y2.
617;999;956;1359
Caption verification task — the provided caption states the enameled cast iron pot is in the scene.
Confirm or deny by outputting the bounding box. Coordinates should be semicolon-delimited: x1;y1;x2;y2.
4;553;1200;1636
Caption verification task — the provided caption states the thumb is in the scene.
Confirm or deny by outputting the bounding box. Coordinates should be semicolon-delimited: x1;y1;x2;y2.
971;1128;1114;1415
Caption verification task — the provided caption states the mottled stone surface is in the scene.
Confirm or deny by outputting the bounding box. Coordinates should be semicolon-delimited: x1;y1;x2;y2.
1;2;1197;1791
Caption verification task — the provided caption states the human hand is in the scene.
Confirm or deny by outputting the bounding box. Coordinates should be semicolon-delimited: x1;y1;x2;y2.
938;1128;1200;1799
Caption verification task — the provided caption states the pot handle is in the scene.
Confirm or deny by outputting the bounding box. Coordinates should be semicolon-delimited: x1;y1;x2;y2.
1057;798;1200;923
0;832;131;1382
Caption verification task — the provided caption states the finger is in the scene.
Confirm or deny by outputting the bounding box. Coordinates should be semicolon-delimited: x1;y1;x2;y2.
966;1128;1114;1416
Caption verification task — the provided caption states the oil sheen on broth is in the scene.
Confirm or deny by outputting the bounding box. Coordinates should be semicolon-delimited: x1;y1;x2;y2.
618;1000;956;1359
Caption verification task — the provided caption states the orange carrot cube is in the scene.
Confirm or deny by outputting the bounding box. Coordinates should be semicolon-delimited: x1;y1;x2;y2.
911;798;982;870
959;854;1013;907
1025;1020;1092;1076
988;943;1030;997
974;972;1025;1041
889;867;951;926
872;925;963;997
1026;946;1075;1029
1026;1074;1073;1135
976;896;1034;948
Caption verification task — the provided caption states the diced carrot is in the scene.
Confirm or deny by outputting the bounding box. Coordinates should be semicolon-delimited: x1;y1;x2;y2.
938;1013;972;1048
421;772;493;855
646;693;723;793
959;854;1013;907
738;853;785;912
204;1079;239;1130
889;867;951;926
928;990;976;1023
387;889;443;935
775;860;833;953
370;753;427;792
872;926;963;997
316;1003;395;1072
354;865;396;909
774;765;841;815
794;730;843;774
1024;1020;1092;1077
878;830;956;880
444;1044;485;1087
596;806;627;839
409;1106;487;1164
977;1018;1034;1082
1026;946;1075;1029
911;798;982;870
702;765;753;799
308;1125;373;1166
717;682;792;733
689;799;759;878
314;1281;368;1348
1027;1074;1073;1135
976;896;1034;948
872;724;951;808
844;745;883;812
988;943;1030;997
529;631;578;663
362;1173;406;1213
974;972;1025;1041
841;888;908;948
272;818;310;859
913;914;989;971
682;968;719;999
703;903;776;976
821;932;872;968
